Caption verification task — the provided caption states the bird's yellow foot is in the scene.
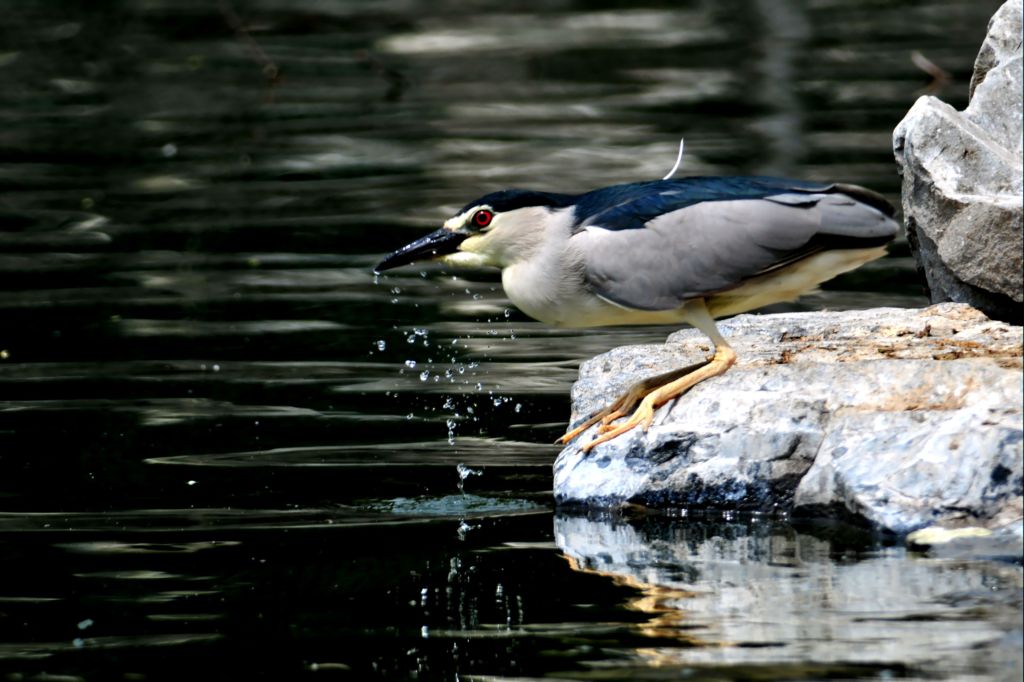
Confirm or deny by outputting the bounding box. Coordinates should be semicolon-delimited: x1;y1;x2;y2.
575;346;737;453
580;397;658;453
557;358;714;448
556;386;646;445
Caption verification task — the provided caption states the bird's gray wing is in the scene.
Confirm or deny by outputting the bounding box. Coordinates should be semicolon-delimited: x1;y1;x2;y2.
574;193;896;311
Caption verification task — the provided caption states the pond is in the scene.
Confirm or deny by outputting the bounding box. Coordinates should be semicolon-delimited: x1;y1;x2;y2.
0;1;1019;680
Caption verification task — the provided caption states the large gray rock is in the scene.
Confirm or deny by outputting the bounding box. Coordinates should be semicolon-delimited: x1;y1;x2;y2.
553;304;1023;534
892;0;1023;324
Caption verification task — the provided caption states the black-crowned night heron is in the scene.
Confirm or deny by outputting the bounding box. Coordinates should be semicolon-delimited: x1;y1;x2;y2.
375;169;897;453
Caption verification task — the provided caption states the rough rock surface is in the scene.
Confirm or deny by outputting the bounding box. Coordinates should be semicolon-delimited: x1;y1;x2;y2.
553;304;1023;535
892;0;1023;324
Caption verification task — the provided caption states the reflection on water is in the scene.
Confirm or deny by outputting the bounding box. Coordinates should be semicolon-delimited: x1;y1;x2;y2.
556;514;1023;679
0;0;1018;679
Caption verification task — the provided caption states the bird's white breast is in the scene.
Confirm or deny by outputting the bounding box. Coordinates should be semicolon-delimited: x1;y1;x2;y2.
502;253;689;328
497;206;690;328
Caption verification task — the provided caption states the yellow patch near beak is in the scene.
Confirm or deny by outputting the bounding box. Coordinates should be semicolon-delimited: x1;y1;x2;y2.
460;234;486;252
440;236;491;268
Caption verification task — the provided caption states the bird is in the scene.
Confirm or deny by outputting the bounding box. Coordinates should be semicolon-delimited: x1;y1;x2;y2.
374;163;898;453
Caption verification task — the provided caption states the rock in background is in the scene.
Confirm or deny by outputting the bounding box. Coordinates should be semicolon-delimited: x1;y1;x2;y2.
893;0;1023;324
553;305;1023;536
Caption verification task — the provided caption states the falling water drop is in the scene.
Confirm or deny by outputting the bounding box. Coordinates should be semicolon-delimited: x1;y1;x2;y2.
446;418;457;445
456;463;482;493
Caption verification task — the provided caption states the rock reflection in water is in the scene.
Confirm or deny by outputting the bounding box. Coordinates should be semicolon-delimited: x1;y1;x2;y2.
555;513;1022;678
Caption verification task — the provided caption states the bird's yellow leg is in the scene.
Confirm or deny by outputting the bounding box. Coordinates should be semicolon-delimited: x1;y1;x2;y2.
556;361;710;445
580;343;736;454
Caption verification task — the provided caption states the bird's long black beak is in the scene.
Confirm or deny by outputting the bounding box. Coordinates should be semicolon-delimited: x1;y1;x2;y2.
374;228;468;274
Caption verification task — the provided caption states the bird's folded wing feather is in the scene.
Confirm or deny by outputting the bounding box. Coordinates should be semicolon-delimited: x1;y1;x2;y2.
574;185;897;311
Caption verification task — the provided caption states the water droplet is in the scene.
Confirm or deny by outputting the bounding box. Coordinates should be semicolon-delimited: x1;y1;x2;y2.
419;370;429;381
514;403;522;413
376;339;387;351
456;463;479;481
456;463;482;493
446;419;457;445
405;359;417;368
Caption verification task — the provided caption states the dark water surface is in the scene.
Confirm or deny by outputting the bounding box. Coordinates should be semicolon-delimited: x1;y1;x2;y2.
1;1;1020;680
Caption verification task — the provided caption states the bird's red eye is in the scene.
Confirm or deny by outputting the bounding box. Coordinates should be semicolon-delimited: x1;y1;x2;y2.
472;210;493;228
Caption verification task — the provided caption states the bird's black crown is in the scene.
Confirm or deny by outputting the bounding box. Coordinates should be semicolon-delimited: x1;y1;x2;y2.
457;189;575;216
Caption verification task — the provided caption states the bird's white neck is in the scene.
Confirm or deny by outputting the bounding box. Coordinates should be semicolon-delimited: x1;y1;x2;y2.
500;208;585;326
